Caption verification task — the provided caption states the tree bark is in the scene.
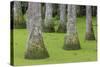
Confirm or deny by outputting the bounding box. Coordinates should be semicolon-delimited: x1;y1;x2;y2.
85;6;95;40
25;2;49;59
43;3;55;32
13;1;23;25
63;5;81;50
57;4;66;33
76;6;81;16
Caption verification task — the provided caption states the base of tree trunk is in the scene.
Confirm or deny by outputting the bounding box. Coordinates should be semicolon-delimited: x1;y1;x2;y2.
57;24;66;33
85;32;95;40
63;33;81;50
25;38;49;59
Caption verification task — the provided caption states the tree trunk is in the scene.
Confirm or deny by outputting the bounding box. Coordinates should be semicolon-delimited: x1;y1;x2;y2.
63;5;81;50
85;6;95;40
57;4;66;33
25;2;49;59
76;6;81;17
43;3;55;32
13;1;23;25
92;6;97;16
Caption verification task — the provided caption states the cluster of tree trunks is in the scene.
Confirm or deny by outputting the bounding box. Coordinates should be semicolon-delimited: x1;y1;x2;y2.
12;1;96;59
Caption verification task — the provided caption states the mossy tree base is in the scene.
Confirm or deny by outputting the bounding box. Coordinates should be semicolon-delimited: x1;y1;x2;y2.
25;27;49;59
63;33;81;50
57;24;66;33
25;42;49;59
85;32;95;40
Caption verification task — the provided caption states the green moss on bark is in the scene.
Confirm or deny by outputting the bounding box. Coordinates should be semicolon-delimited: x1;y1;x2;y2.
25;38;49;59
85;32;95;40
63;33;81;50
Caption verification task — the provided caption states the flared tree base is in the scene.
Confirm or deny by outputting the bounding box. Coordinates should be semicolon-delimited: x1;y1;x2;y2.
25;45;49;59
85;32;95;40
25;36;49;59
57;24;66;33
63;33;81;50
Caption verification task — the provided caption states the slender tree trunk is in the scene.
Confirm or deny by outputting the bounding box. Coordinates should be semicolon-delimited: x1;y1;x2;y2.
25;2;49;59
85;6;95;40
13;1;23;25
92;6;97;16
41;3;45;32
57;4;66;33
63;5;81;50
76;6;81;16
44;3;55;32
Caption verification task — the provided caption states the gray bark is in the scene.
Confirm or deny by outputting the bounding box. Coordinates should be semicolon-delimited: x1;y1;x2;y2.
85;6;95;40
25;2;49;59
57;4;66;33
63;5;81;50
44;3;55;32
13;1;23;24
76;6;81;16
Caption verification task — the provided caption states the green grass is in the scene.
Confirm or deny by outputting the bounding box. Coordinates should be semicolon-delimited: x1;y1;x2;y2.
13;17;97;66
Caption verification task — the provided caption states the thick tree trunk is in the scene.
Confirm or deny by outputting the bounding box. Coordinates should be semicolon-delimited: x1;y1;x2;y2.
85;6;95;40
63;5;81;50
44;3;55;32
25;2;49;59
57;4;66;33
13;1;23;25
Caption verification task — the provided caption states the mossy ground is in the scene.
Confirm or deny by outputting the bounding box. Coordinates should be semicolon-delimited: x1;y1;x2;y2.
13;17;97;66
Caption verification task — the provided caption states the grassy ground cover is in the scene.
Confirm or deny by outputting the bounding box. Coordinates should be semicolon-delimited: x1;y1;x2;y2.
13;17;97;66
